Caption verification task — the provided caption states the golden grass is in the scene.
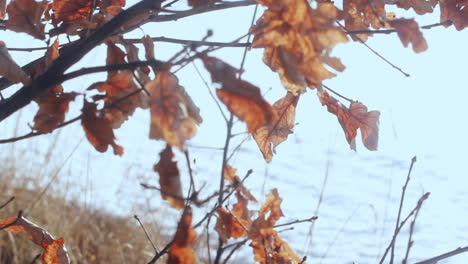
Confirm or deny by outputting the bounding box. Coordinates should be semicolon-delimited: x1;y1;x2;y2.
0;162;168;264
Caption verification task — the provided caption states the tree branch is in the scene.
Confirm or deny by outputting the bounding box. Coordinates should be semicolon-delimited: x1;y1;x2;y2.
415;246;468;264
0;0;163;122
125;36;251;47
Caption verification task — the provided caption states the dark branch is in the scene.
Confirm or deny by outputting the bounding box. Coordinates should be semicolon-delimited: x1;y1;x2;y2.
0;0;163;122
415;245;468;264
125;36;251;47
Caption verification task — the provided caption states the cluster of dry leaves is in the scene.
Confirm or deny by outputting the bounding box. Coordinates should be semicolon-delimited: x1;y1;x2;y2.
0;0;466;262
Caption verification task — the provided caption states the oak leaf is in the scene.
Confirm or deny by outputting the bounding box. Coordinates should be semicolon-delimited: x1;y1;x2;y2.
248;189;303;264
202;56;276;133
224;165;257;202
389;18;428;53
147;71;202;150
440;0;468;30
0;215;70;264
343;0;386;40
6;0;46;39
395;0;437;15
154;144;184;210
168;206;197;264
81;100;124;155
318;90;380;150
0;41;30;84
253;92;299;163
51;0;92;25
33;88;78;133
252;1;347;93
0;0;5;19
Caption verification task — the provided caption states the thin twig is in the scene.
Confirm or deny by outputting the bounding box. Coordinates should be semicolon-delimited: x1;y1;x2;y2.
336;21;410;77
222;239;249;264
193;169;253;229
389;156;417;264
322;84;354;103
0;197;15;210
415;245;468;264
378;192;430;264
346;20;453;35
126;36;250;47
0;211;23;231
402;197;423;264
134;215;159;254
274;216;318;228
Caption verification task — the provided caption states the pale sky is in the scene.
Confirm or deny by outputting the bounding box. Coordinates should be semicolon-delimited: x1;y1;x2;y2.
1;2;468;263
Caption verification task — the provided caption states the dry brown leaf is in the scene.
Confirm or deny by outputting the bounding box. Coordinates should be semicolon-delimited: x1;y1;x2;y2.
147;71;202;150
6;0;46;39
51;0;92;25
318;89;380;151
202;56;276;133
389;18;428;53
0;0;5;19
253;92;299;163
440;0;468;30
395;0;437;15
252;1;347;93
168;206;197;264
0;215;70;264
344;0;386;40
248;189;303;264
154;144;184;210
33;89;78;133
224;165;257;202
0;41;30;85
81;101;124;155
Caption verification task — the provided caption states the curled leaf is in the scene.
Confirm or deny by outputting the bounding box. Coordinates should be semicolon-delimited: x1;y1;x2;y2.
202;56;276;132
51;0;93;25
389;18;428;53
147;71;202;150
440;0;468;30
253;92;299;162
0;215;70;264
318;90;380;151
168;206;197;264
154;144;184;210
0;42;30;84
81;101;124;155
248;189;303;264
6;0;47;39
252;1;347;93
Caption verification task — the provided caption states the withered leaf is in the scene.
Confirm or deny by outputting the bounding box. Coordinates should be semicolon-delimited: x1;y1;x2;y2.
248;189;303;264
202;56;276;133
389;18;428;53
33;89;78;133
81;101;124;155
51;0;92;25
154;144;184;210
252;1;347;93
0;41;30;84
215;190;251;242
395;0;437;15
0;0;5;19
147;71;202;150
253;92;299;163
224;165;257;202
440;0;468;30
318;90;379;151
6;0;46;39
344;0;386;40
168;206;197;264
0;215;70;264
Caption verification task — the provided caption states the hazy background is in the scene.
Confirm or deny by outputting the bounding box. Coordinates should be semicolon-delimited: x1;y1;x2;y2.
1;2;468;263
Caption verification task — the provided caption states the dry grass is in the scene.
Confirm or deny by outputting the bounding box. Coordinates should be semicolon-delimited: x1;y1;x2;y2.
0;161;169;264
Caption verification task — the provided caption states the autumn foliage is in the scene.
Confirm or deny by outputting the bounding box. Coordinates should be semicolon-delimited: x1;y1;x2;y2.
0;0;465;262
